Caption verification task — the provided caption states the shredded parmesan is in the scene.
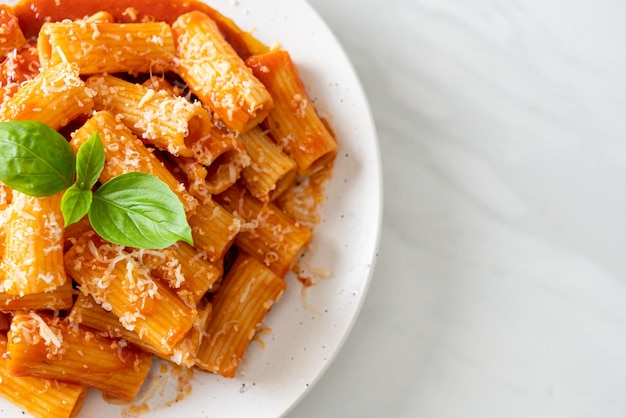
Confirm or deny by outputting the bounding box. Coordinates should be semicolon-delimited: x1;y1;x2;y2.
29;312;62;349
137;88;155;108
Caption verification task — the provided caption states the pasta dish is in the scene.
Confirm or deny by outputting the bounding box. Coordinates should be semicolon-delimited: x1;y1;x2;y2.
0;0;338;416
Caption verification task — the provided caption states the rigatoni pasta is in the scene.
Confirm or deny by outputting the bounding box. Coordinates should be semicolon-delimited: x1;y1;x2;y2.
215;183;313;277
0;191;66;296
0;5;27;58
195;252;285;377
0;0;339;416
69;293;212;368
7;311;152;401
0;46;40;104
37;20;175;74
64;231;199;354
85;74;213;160
247;49;338;176
0;280;73;312
168;134;248;197
0;335;86;418
172;11;273;133
239;126;298;201
140;241;222;306
187;196;240;263
0;61;93;129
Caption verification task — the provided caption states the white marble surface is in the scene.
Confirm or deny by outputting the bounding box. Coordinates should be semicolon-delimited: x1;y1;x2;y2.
289;0;626;417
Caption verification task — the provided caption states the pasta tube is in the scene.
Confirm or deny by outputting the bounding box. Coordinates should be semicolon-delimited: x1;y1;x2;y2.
247;50;338;175
0;46;40;99
63;215;92;250
38;20;175;74
7;311;151;401
0;336;86;418
0;61;93;129
195;252;285;377
172;11;273;133
169;133;248;197
0;280;74;312
140;241;222;306
0;49;36;107
70;293;212;368
215;184;312;277
0;191;66;296
85;75;215;163
0;5;28;58
239;126;297;201
187;197;239;264
64;231;199;354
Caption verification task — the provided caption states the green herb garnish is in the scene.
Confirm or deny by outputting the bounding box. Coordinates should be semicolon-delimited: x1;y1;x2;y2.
0;120;75;196
0;120;193;250
90;172;193;249
61;183;93;227
75;130;105;191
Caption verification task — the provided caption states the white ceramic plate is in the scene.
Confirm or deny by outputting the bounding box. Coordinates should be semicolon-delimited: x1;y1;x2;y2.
0;0;382;416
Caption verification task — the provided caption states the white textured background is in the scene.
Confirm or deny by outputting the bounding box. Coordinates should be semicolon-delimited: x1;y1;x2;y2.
290;0;626;417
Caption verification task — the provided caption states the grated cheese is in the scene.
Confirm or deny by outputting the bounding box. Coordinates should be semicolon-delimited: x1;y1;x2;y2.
29;312;63;349
121;7;139;21
54;45;69;64
137;87;155;108
90;22;101;40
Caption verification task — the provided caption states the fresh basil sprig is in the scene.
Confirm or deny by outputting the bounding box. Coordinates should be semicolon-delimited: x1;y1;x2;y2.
0;120;193;250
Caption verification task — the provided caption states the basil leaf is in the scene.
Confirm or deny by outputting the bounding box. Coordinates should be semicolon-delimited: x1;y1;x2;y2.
89;172;193;249
0;120;75;197
76;131;105;190
61;184;92;227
